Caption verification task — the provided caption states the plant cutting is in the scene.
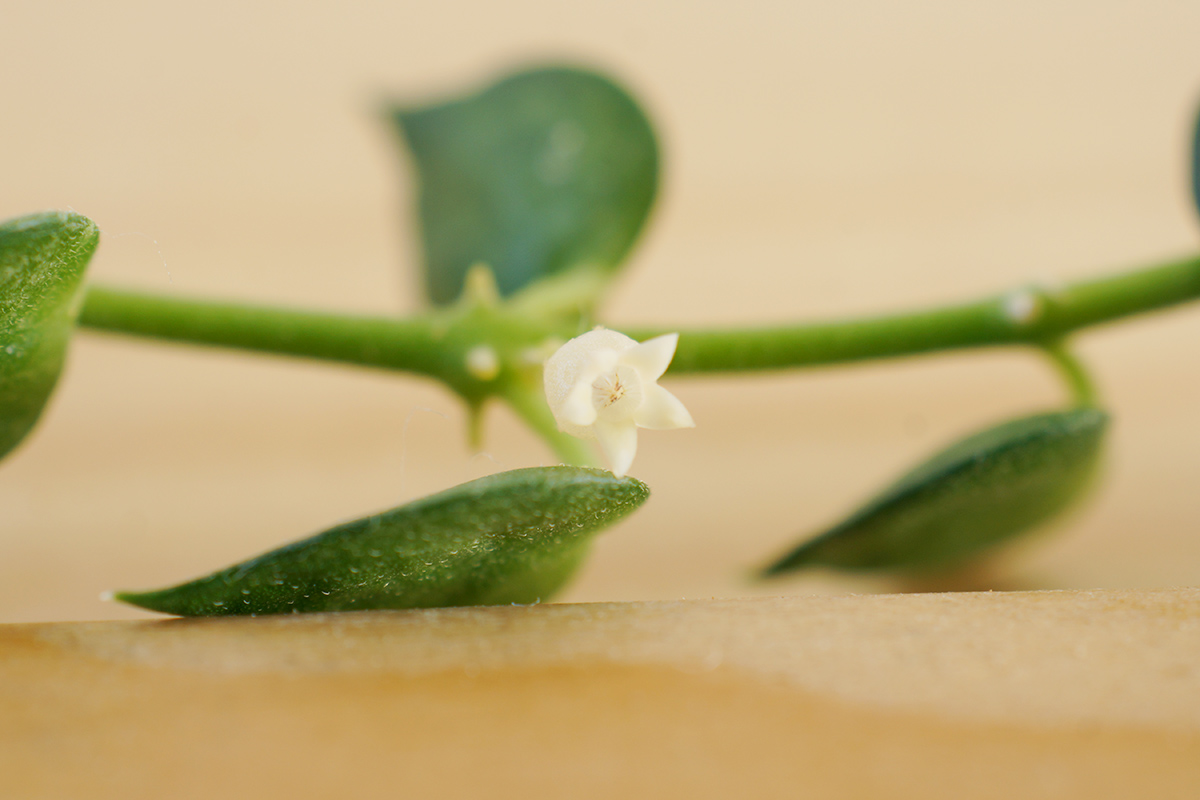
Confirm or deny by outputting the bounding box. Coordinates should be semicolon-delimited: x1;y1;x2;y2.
3;65;1199;615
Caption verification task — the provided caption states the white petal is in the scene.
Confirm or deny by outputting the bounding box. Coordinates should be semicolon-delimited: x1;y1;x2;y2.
590;347;621;375
633;384;695;430
557;378;597;427
549;348;619;428
620;333;679;382
543;332;626;408
594;421;639;478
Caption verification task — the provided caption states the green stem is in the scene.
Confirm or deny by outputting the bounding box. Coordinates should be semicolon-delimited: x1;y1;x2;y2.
623;253;1200;374
500;382;597;467
80;253;1200;378
77;254;1197;465
1040;341;1100;408
80;286;450;380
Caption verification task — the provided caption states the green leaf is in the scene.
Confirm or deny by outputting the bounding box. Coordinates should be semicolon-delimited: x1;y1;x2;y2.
389;65;659;305
115;466;648;616
0;211;99;461
762;407;1109;576
1192;98;1200;223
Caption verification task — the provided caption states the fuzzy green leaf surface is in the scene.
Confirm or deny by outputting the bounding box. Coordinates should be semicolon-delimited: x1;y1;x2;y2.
0;211;99;460
116;466;648;616
390;65;658;305
763;407;1108;576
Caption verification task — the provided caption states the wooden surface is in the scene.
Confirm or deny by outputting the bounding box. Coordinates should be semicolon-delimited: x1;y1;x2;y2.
4;589;1199;799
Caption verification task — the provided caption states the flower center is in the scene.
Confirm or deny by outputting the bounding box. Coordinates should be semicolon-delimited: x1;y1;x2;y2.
592;365;643;421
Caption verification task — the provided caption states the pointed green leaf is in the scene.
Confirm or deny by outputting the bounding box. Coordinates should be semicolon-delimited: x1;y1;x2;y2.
0;211;99;461
762;407;1109;576
389;65;659;305
116;466;648;616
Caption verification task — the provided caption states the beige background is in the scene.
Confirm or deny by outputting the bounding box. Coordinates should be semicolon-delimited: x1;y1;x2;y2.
2;0;1200;623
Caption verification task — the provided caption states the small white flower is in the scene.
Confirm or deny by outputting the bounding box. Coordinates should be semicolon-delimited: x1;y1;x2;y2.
543;329;694;477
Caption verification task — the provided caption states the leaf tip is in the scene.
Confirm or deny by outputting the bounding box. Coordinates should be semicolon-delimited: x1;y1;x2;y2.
757;547;815;581
109;589;169;614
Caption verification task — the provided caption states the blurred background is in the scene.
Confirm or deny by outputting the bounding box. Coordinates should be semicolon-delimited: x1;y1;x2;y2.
2;0;1199;622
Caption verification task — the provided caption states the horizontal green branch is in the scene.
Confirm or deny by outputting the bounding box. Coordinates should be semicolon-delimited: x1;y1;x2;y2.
80;286;448;379
624;253;1200;374
79;252;1200;386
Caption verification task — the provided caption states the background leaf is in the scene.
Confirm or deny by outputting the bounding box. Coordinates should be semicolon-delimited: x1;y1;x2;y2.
0;211;99;461
390;65;659;305
762;407;1108;576
1192;97;1200;222
116;466;649;616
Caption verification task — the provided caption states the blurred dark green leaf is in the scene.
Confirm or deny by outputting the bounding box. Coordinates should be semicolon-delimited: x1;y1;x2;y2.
1192;99;1200;223
0;211;99;461
389;65;659;305
762;407;1108;577
116;466;649;616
